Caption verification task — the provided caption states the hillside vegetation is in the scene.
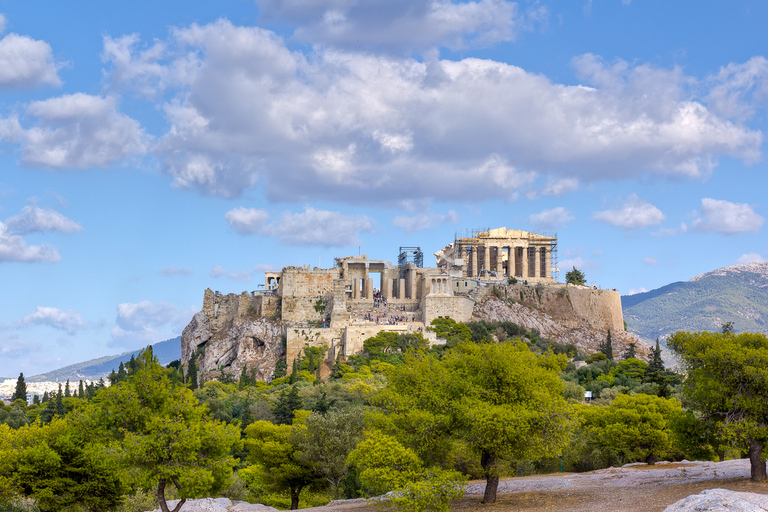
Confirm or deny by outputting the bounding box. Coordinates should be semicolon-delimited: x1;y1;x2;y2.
623;262;768;341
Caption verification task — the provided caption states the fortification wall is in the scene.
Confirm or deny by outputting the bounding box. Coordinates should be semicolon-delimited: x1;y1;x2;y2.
480;283;624;333
286;327;342;368
282;297;329;324
280;268;338;297
423;295;475;324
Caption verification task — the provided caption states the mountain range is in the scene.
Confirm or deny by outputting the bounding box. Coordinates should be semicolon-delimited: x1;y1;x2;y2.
25;337;182;383
622;262;768;341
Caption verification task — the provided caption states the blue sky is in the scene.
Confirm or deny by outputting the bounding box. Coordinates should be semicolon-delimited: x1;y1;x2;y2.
1;0;768;377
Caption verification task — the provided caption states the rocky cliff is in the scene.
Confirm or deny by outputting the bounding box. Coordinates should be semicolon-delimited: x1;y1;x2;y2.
181;289;284;382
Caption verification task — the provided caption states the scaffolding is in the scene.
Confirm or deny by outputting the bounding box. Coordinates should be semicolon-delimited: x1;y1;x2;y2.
398;247;424;267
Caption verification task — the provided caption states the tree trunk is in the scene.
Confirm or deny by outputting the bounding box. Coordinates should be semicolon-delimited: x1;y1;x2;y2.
290;486;301;510
157;478;187;512
749;438;767;482
645;453;657;465
480;450;499;504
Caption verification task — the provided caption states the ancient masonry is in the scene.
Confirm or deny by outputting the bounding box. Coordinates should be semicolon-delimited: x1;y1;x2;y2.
181;227;624;381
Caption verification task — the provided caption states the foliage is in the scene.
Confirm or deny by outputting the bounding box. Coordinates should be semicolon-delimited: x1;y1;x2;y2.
273;359;287;379
565;267;586;286
363;332;428;357
669;330;768;481
273;385;303;426
599;330;613;360
244;420;325;510
84;350;242;512
291;408;365;498
387;469;466;512
12;375;26;404
579;394;682;466
375;341;572;504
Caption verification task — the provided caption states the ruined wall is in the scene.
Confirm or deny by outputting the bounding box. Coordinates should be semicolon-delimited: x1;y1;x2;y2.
478;283;624;333
285;327;342;369
423;295;475;325
280;268;338;297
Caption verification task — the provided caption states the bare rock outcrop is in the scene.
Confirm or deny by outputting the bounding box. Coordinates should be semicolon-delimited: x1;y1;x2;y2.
663;489;768;511
182;309;284;383
150;498;278;512
473;294;650;358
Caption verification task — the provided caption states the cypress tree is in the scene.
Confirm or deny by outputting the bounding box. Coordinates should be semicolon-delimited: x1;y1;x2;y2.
117;361;127;382
600;329;614;360
97;377;106;389
78;380;85;398
273;358;287;379
623;341;637;360
41;390;49;403
32;395;40;405
648;338;664;373
64;379;71;398
187;358;199;390
12;373;27;403
127;355;138;376
273;385;302;425
54;384;65;417
108;369;119;386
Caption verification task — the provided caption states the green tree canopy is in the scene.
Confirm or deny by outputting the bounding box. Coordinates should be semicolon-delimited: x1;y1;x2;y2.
669;330;768;481
565;267;586;286
12;373;26;403
376;341;572;504
85;350;242;512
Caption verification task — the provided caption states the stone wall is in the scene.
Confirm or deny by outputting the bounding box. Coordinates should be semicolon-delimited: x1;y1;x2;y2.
280;267;338;297
478;283;624;333
423;295;475;324
285;327;342;368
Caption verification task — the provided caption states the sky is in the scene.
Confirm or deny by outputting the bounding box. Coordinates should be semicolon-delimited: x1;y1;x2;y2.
1;0;768;377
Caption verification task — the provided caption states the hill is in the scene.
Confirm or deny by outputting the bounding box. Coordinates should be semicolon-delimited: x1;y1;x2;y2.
622;262;768;341
26;336;181;383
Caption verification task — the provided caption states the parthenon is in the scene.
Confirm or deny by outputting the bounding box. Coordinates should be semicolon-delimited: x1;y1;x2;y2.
435;227;557;282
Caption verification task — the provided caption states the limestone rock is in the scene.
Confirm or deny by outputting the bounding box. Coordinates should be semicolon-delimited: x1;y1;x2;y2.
150;498;278;512
663;489;768;511
472;293;650;358
182;308;285;383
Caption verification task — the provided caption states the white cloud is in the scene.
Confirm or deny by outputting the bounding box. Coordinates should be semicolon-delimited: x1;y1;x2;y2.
100;21;762;204
392;210;459;233
21;306;84;335
0;333;41;359
0;14;6;34
707;56;768;122
5;204;82;235
161;266;193;276
256;0;533;52
691;198;764;234
592;194;665;229
0;94;150;169
642;256;657;265
209;265;252;282
261;207;374;246
111;300;195;347
225;207;270;234
0;221;60;263
627;287;648;295
0;32;61;89
528;207;573;230
541;177;579;197
253;263;280;273
735;253;766;265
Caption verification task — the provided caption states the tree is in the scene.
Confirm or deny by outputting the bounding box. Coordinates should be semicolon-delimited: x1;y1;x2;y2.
64;379;71;398
721;321;735;334
599;330;613;361
565;267;586;286
12;373;27;403
648;339;664;373
292;408;365;498
244;420;324;510
669;330;768;481
376;341;572;504
85;350;242;512
273;385;303;426
273;358;287;379
579;394;682;466
187;357;199;390
14;418;126;512
623;342;637;360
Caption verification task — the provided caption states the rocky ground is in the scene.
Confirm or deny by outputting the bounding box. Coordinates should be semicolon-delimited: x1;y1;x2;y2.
299;459;768;512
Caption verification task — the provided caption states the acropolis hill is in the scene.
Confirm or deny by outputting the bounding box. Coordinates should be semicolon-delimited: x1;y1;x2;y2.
181;227;637;382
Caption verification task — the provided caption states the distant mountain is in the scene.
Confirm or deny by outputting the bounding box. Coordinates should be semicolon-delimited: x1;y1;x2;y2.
622;262;768;341
27;336;181;383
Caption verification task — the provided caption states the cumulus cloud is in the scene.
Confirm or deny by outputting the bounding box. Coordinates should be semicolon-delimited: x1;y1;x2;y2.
161;266;193;276
0;221;60;263
691;198;764;234
0;31;61;89
592;194;665;229
0;93;150;169
99;20;762;204
735;252;766;265
392;210;459;232
0;333;41;359
110;300;195;347
707;56;768;122
5;204;82;235
256;0;536;52
261;207;374;246
21;306;84;335
209;265;252;282
225;207;270;234
528;207;574;230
